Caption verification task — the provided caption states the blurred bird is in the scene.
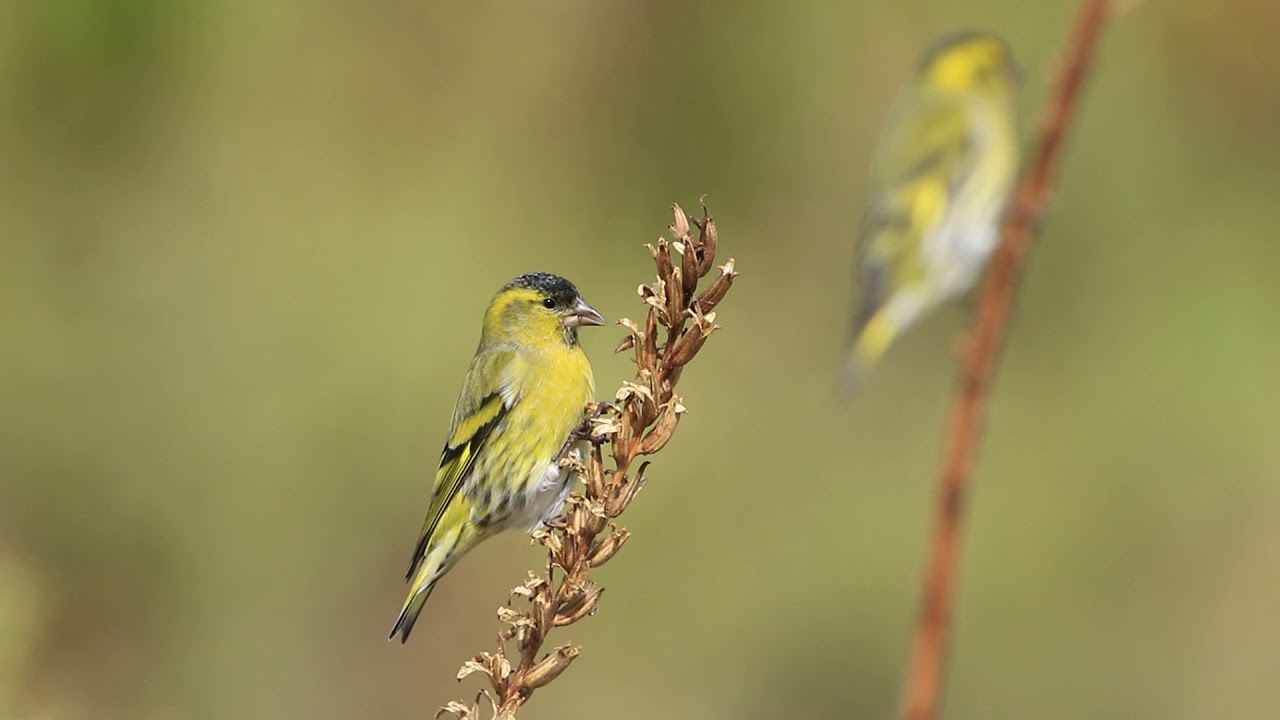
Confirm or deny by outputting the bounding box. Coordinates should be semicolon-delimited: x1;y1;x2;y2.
842;31;1020;391
390;272;604;643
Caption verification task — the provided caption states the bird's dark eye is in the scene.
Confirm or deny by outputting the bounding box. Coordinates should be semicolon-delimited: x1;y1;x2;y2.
541;298;557;309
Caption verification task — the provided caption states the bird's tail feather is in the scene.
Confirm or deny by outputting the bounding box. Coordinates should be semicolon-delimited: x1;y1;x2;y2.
838;308;900;397
389;577;436;643
389;541;455;643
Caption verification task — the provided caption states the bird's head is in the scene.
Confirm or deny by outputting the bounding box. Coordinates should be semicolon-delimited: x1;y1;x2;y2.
917;31;1019;97
483;272;605;348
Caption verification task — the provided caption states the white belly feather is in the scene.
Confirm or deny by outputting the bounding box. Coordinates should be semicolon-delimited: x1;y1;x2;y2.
506;449;579;532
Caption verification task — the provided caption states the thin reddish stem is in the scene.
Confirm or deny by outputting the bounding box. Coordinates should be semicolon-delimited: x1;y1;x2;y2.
898;3;1112;719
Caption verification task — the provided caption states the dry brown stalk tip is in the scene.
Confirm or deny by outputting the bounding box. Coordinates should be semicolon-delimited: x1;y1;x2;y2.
438;201;737;720
898;2;1112;720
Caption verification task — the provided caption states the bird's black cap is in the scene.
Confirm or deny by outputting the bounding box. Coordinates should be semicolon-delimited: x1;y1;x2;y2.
505;272;580;304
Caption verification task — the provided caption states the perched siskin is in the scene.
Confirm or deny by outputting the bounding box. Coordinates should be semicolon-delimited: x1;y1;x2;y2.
390;272;604;643
842;31;1020;390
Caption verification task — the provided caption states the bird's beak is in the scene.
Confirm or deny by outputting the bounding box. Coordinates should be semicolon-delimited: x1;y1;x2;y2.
563;297;605;328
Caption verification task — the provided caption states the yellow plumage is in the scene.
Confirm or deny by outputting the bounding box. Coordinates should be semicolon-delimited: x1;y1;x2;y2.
843;31;1020;390
390;272;603;643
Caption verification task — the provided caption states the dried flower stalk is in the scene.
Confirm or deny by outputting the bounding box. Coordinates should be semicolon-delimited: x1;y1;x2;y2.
898;3;1112;720
439;201;737;720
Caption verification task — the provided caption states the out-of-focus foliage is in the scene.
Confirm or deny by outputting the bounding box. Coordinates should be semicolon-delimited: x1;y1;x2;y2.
2;1;1278;719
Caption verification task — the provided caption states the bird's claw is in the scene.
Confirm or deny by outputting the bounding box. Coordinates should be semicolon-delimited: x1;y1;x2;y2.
566;402;620;447
587;401;620;419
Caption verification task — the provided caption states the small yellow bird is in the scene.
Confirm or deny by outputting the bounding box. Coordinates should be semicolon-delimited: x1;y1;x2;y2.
843;31;1020;390
390;272;604;643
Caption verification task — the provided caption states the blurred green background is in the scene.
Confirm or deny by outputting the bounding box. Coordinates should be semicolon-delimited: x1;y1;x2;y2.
3;1;1279;718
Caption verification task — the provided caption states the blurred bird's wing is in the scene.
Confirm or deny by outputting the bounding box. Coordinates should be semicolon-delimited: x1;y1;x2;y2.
858;91;980;304
840;92;983;390
403;349;515;581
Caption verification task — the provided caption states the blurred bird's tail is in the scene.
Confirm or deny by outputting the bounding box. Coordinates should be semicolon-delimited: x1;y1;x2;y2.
838;289;930;399
838;308;900;397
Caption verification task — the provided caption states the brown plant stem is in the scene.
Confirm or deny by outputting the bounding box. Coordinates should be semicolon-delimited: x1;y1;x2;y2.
439;202;737;720
898;3;1112;720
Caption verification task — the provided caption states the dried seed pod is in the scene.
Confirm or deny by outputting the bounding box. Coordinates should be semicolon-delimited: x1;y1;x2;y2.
509;571;549;601
495;606;531;628
663;324;701;368
604;473;632;517
636;399;685;455
585;444;606;497
562;559;590;588
681;235;699;298
662;364;684;392
552;585;604;626
494;654;513;683
635;426;672;458
530;577;553;625
436;700;478;720
666;312;719;367
640;308;659;373
567;502;590;540
587;514;608;538
614;414;634;460
496;607;540;651
645;368;666;413
614;335;635;354
697;216;719;276
619;462;650;509
634;387;659;431
457;656;494;682
520;644;581;690
665;266;685;325
653;240;674;280
670;327;713;367
531;527;562;557
641;282;668;326
473;690;499;717
670;204;690;240
554;576;586;611
559;443;585;469
585;497;609;529
695;258;736;311
615;377;655;427
588;527;631;567
617;316;641;339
